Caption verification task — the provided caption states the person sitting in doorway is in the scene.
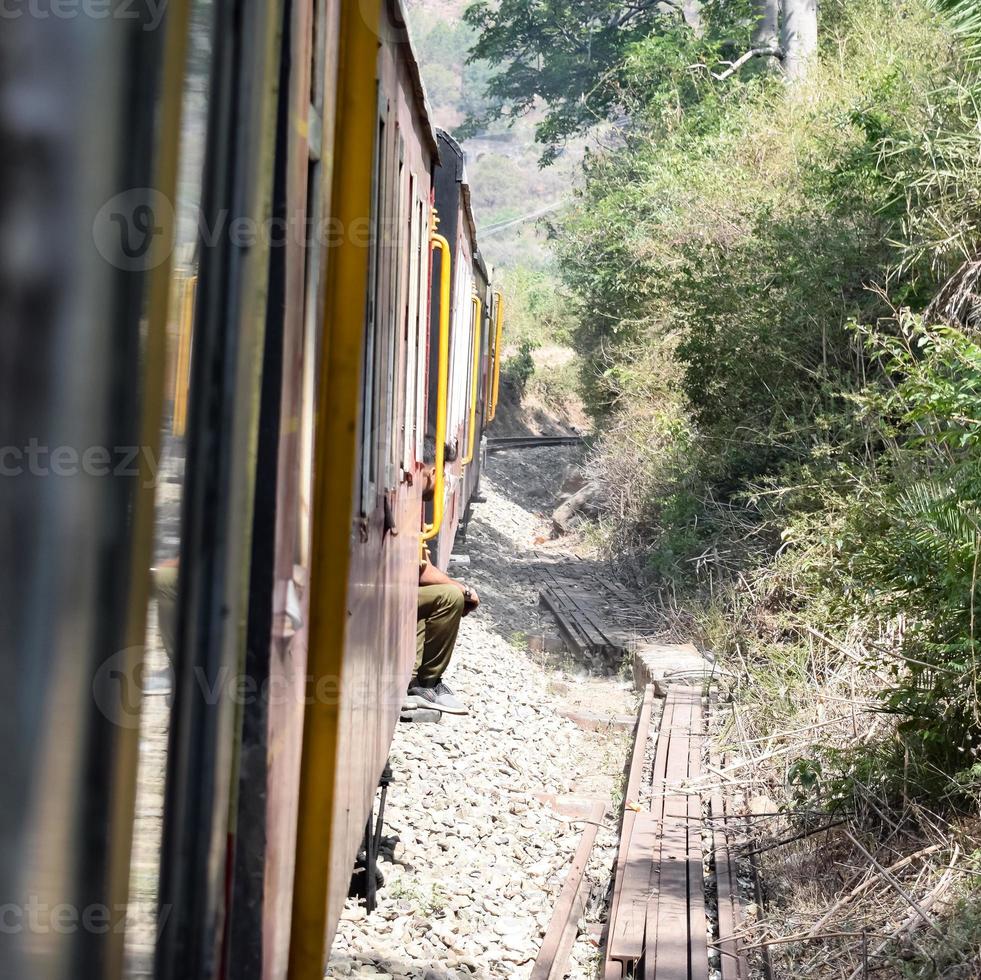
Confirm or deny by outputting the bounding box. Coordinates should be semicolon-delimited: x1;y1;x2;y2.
405;438;480;715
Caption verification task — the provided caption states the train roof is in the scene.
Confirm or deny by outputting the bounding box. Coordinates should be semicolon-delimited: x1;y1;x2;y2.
385;7;490;283
435;129;488;281
390;0;439;157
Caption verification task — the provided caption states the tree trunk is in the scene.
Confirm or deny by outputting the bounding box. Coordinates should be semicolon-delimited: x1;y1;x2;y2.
752;0;781;71
682;0;703;36
781;0;818;82
753;0;780;48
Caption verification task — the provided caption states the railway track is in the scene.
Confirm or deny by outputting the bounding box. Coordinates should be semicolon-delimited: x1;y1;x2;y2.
528;680;764;980
597;683;766;980
530;558;763;977
486;435;588;452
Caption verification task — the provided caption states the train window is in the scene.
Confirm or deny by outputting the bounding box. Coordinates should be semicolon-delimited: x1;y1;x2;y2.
414;196;429;459
360;106;385;517
384;138;406;492
122;1;215;975
402;173;421;470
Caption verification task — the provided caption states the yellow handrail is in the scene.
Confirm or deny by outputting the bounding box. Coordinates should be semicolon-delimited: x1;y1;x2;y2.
488;290;504;422
424;231;452;541
462;294;482;467
172;274;196;437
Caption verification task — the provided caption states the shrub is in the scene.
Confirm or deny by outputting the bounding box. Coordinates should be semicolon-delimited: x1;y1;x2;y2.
552;0;981;801
502;339;537;394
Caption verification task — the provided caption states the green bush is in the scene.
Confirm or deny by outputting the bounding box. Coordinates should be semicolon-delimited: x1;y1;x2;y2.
502;339;537;394
549;0;981;801
836;321;981;788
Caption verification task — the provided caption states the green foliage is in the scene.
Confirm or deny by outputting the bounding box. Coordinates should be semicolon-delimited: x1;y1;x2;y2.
461;0;751;162
493;265;582;406
929;0;981;57
834;321;981;781
496;265;572;349
787;757;824;810
502;339;537;394
527;355;581;414
548;0;981;802
557;0;947;443
461;0;669;159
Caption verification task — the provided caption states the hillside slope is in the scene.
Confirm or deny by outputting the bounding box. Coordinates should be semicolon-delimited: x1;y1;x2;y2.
404;0;581;270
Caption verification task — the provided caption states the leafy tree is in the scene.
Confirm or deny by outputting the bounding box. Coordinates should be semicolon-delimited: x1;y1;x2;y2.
461;0;836;161
461;0;706;162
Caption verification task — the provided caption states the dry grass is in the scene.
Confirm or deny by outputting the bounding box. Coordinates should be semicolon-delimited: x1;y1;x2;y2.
699;634;981;979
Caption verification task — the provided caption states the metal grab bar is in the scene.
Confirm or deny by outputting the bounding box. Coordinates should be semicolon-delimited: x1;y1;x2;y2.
424;231;452;541
172;274;197;436
462;294;482;467
488;290;504;422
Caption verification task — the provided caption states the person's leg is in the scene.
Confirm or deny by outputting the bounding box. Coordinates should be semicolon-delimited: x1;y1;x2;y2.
410;584;468;714
415;584;464;683
415;604;427;680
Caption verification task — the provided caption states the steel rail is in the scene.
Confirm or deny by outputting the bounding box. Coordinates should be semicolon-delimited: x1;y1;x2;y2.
487;435;587;452
530;800;607;980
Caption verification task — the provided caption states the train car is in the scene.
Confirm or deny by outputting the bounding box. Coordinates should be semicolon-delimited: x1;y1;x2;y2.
426;130;503;568
285;1;446;972
2;3;503;980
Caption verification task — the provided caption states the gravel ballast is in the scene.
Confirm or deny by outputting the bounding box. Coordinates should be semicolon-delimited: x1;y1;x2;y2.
328;449;637;980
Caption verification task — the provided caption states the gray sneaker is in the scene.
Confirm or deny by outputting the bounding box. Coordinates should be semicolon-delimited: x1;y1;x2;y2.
407;680;469;716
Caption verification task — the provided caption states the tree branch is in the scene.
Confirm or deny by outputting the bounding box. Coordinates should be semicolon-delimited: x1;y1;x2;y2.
610;1;667;31
712;45;783;80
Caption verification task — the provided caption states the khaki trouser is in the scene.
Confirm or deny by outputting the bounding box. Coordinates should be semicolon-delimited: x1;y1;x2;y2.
415;584;465;684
